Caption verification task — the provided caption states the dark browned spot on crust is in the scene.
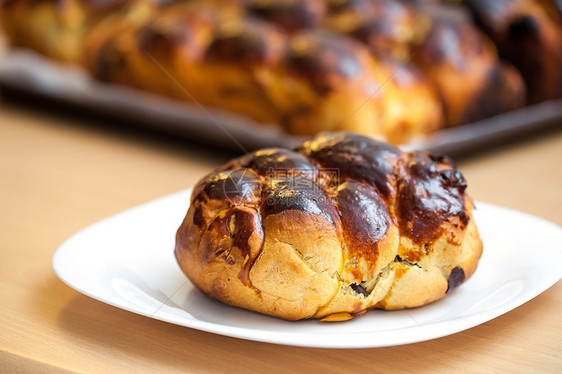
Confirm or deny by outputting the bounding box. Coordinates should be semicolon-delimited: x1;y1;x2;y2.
335;181;391;259
231;209;264;289
201;213;235;264
192;204;205;227
348;19;385;47
206;18;278;65
95;40;126;82
509;15;540;38
341;0;413;55
416;20;484;71
446;266;465;293
296;132;401;198
285;32;363;94
247;0;325;31
1;0;17;7
236;148;318;178
397;151;468;245
262;176;337;225
201;207;264;291
232;210;262;260
460;64;525;125
199;169;261;204
138;22;187;62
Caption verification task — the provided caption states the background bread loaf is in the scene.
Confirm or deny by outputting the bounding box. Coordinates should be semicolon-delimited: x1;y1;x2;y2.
3;0;556;143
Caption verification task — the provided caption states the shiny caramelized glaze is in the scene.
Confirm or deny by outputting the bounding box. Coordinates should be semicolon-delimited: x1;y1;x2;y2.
205;17;282;65
285;31;364;94
335;181;392;256
247;0;326;32
189;132;469;268
231;148;316;176
295;131;401;198
397;151;468;245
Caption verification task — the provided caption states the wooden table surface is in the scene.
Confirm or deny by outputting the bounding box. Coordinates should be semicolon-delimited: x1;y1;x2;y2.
1;98;561;373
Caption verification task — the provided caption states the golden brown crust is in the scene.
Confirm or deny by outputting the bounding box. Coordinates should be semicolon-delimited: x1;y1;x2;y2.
175;132;483;320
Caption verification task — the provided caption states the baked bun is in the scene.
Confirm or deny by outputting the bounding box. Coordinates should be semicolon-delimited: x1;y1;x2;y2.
412;19;526;127
0;0;444;144
175;132;483;321
0;0;154;63
463;0;562;103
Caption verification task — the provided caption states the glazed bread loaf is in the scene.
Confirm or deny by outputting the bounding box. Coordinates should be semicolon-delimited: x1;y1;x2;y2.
0;0;154;62
463;0;562;103
411;18;526;127
175;132;483;320
1;0;537;143
321;0;527;127
83;1;443;143
0;0;442;143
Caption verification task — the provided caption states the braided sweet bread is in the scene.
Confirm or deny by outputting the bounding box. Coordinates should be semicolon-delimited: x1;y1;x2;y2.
462;0;562;104
417;0;562;104
175;132;483;320
1;0;534;143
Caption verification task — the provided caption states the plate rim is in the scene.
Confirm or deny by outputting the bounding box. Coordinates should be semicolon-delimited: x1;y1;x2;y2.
52;190;562;348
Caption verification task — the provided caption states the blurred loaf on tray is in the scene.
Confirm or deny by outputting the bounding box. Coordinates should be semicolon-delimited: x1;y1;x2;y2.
1;0;560;144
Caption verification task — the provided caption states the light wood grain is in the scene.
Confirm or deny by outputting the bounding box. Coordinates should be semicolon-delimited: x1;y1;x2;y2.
1;101;560;373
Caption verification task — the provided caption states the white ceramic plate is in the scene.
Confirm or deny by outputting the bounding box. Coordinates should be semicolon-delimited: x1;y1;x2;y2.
53;189;562;348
